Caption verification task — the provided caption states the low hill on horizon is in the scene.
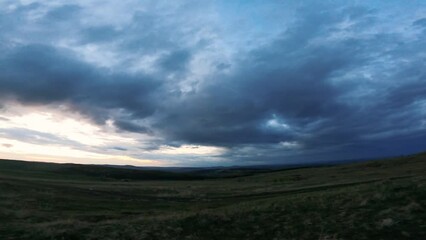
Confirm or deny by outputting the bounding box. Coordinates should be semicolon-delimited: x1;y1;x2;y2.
1;151;425;181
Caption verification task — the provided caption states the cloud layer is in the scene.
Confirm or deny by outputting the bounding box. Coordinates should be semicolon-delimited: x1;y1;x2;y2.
0;1;425;165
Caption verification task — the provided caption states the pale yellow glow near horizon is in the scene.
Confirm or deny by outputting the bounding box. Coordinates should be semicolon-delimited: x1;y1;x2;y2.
0;137;107;159
6;111;136;146
0;137;161;166
0;104;160;166
0;103;226;166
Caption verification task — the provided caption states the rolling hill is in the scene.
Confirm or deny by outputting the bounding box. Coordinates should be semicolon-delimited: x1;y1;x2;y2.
0;152;425;239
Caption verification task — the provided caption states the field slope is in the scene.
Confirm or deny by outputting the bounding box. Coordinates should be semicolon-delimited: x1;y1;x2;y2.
0;153;425;239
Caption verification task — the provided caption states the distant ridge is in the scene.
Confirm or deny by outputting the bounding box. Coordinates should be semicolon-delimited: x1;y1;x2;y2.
0;150;425;180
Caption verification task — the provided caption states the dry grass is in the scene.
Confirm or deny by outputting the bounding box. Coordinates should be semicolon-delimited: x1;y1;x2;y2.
0;153;425;239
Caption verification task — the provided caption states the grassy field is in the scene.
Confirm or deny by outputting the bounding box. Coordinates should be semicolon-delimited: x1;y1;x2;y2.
0;153;425;240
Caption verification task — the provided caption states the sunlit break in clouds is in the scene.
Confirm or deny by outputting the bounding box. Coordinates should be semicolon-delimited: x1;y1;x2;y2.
0;0;426;166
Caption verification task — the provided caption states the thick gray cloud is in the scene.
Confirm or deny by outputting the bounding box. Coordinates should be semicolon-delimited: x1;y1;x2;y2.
0;44;161;126
0;1;425;165
158;49;192;73
113;120;151;134
151;5;426;159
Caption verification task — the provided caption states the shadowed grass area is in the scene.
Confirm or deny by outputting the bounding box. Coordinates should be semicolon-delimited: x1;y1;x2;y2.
0;153;425;239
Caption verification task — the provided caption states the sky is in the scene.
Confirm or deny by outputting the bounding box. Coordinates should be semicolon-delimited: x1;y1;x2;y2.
0;0;425;167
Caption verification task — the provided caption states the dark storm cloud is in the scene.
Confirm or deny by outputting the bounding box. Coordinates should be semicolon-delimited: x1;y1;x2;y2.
0;1;425;164
0;45;93;103
113;120;151;134
149;4;426;162
158;49;192;72
0;44;162;128
151;6;369;146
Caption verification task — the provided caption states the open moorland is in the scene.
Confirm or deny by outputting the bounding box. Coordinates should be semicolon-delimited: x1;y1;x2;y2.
0;153;425;240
